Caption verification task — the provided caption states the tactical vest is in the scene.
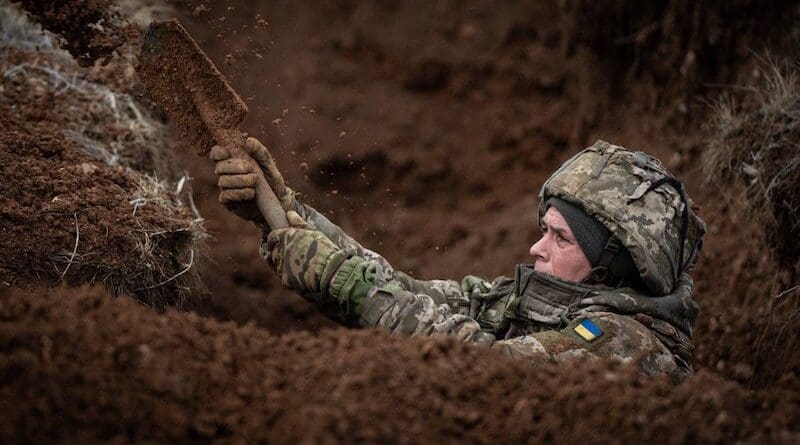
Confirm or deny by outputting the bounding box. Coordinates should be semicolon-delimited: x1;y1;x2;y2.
470;265;697;374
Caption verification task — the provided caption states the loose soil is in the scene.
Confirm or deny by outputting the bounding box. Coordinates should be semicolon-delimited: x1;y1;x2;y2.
137;18;248;156
1;285;797;444
0;35;201;307
16;0;138;65
1;0;799;443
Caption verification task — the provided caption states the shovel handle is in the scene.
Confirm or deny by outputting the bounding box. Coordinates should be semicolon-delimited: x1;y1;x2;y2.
219;129;288;230
254;173;289;230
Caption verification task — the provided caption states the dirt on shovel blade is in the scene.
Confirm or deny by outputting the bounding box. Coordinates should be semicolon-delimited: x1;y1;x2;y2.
137;19;248;155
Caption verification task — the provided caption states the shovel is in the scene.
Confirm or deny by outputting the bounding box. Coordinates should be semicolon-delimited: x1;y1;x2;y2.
138;19;288;230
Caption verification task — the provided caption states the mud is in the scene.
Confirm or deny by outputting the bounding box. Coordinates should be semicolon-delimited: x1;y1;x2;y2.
137;18;247;155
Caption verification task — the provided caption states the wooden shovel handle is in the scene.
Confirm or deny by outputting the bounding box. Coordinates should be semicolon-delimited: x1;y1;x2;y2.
253;172;289;230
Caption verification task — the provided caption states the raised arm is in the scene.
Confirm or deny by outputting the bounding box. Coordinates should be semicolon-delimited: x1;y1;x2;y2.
264;215;680;378
211;137;479;311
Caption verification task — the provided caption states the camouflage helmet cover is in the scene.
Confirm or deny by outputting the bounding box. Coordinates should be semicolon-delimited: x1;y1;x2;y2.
539;140;706;296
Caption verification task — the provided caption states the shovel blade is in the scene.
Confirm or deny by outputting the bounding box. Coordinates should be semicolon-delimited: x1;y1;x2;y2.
138;19;247;155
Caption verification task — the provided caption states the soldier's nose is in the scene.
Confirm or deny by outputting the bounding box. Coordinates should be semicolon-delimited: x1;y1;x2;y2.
530;236;547;261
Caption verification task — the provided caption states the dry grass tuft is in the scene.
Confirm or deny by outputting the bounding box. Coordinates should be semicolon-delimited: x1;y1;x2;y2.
0;2;206;307
705;58;800;269
704;59;800;385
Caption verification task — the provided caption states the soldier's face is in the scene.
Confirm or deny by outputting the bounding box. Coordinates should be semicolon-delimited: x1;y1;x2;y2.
529;207;592;282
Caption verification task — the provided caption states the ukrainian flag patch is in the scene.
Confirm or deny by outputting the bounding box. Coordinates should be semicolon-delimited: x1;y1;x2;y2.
574;318;603;342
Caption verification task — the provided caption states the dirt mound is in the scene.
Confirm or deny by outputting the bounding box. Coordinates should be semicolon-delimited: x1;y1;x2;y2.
705;60;800;268
0;4;203;307
1;285;797;444
16;0;137;65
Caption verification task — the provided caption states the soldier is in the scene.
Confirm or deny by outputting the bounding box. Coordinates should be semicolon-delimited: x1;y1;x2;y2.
211;139;705;381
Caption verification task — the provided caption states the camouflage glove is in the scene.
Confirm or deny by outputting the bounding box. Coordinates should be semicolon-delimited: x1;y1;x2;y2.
461;275;492;296
266;211;352;296
246;139;333;231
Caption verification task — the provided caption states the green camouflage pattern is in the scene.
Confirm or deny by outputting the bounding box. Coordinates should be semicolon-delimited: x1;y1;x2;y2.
359;280;685;380
264;219;350;297
259;145;702;380
540;140;706;296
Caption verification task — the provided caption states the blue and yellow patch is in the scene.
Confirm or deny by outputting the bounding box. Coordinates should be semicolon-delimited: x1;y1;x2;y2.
574;319;603;342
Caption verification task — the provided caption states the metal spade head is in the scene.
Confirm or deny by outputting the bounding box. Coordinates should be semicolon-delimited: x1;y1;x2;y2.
138;19;248;155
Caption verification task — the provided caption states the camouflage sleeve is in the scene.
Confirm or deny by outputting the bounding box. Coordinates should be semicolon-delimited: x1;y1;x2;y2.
286;196;494;313
357;284;681;378
328;256;501;319
357;283;497;345
284;195;396;272
493;313;681;378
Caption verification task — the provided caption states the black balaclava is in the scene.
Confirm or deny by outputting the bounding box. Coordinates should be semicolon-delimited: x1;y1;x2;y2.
544;197;643;290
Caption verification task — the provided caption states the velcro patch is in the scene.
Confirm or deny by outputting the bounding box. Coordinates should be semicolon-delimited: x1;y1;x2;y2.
574;319;603;342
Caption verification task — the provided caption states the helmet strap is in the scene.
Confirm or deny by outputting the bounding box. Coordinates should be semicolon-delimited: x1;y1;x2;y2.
587;237;620;284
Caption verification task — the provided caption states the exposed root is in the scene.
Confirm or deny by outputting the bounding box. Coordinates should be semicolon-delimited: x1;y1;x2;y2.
0;2;59;52
58;213;80;280
135;249;195;291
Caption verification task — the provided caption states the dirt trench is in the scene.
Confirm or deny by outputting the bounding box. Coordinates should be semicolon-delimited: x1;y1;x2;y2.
1;0;799;443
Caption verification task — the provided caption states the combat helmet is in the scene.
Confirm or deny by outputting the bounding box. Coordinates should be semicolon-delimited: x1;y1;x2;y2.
539;140;706;296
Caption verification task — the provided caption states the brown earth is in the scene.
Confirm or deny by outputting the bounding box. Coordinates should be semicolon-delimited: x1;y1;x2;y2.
1;0;799;443
0;19;202;307
562;0;800;101
173;0;800;380
16;0;138;65
1;285;798;444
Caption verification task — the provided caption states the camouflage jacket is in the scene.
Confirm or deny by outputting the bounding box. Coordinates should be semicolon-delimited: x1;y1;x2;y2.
265;199;699;382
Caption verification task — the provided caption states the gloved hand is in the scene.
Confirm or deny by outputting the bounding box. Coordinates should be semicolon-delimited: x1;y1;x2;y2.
210;137;291;224
266;211;351;295
461;275;492;296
